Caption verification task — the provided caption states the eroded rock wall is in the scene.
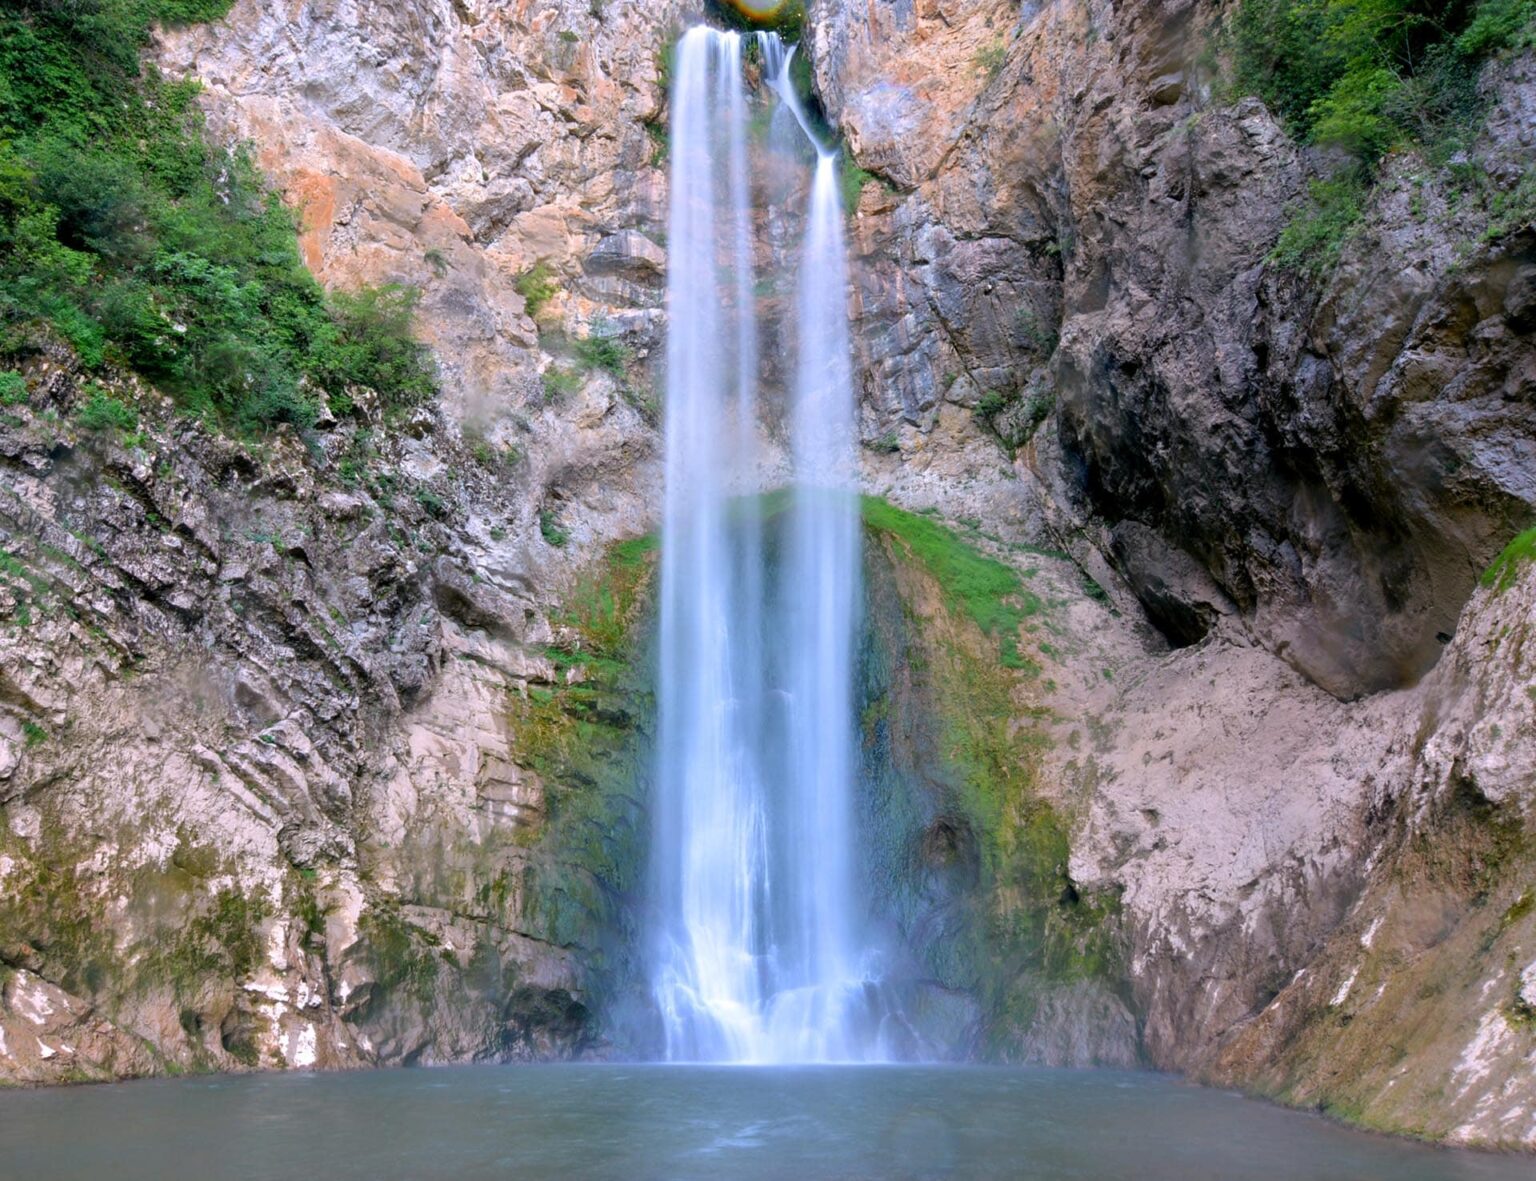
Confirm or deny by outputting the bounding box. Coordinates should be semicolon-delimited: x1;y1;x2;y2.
809;0;1536;1147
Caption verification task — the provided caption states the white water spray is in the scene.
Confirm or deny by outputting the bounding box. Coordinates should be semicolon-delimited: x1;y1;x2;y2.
650;27;889;1063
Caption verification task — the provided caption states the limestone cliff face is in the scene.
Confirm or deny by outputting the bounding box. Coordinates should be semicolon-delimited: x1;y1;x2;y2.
810;0;1536;1148
1;0;1534;1154
815;0;1536;701
1;0;681;1082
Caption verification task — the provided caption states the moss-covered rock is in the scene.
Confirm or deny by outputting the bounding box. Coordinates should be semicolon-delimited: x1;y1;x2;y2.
857;498;1135;1063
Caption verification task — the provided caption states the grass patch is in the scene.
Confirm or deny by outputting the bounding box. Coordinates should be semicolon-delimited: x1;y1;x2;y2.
861;495;1042;670
1480;526;1536;594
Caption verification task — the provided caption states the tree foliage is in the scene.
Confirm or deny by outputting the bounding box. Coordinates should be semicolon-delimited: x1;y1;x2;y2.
0;0;435;432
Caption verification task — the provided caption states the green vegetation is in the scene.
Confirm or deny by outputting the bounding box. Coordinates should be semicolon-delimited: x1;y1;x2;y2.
863;517;1124;1052
973;37;1007;82
1480;526;1536;594
975;384;1055;453
0;0;435;433
0;370;26;405
74;384;137;432
1229;0;1536;275
839;158;873;215
508;537;655;953
705;0;807;40
541;364;581;403
539;508;570;548
515;261;558;318
21;719;47;747
572;332;629;375
862;495;1042;671
1269;174;1370;276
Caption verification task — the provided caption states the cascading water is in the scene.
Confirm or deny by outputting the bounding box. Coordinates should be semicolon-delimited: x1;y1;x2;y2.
649;26;890;1064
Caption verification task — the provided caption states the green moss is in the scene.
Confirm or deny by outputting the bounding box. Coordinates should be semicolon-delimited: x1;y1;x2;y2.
839;158;873;215
509;535;656;954
1480;526;1536;594
862;496;1042;670
357;904;440;1004
865;525;1124;1056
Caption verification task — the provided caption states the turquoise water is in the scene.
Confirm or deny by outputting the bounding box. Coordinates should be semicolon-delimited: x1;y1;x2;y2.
0;1065;1526;1180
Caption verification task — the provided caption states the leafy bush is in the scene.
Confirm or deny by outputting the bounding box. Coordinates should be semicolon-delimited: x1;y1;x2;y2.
572;333;629;375
515;262;558;318
539;509;570;548
0;371;26;405
0;0;434;434
1232;0;1534;162
76;384;138;432
1230;0;1536;274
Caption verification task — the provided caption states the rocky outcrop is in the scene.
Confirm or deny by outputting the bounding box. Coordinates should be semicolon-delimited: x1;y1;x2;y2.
0;332;651;1079
810;0;1536;1147
814;0;1536;700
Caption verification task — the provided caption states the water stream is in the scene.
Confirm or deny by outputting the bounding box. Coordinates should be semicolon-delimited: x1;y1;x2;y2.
648;27;888;1063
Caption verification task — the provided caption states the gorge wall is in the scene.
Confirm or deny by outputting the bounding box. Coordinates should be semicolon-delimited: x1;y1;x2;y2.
1;0;1533;1152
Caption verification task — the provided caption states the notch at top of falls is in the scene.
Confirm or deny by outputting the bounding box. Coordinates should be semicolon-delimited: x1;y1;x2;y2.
648;25;903;1064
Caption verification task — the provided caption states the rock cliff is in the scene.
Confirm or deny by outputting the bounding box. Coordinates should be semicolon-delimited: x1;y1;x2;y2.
0;0;1532;1153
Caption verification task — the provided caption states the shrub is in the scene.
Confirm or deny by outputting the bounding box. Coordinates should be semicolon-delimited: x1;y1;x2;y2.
1269;173;1369;277
515;262;558;318
540;509;570;548
319;285;436;416
76;385;138;433
1231;0;1534;161
542;365;582;403
0;371;26;405
973;38;1007;82
572;333;628;375
0;1;434;435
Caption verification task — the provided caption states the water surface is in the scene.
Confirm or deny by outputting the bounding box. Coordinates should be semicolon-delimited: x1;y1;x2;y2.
0;1065;1527;1181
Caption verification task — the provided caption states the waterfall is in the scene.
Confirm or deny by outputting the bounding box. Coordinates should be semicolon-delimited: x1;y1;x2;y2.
649;26;888;1064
